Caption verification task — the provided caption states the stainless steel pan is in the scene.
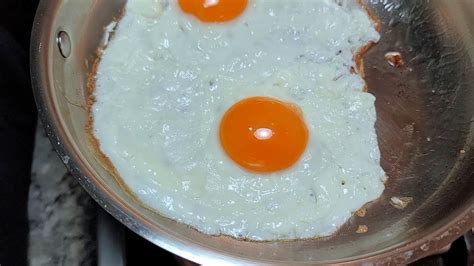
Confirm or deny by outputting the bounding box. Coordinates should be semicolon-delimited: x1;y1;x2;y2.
31;0;474;264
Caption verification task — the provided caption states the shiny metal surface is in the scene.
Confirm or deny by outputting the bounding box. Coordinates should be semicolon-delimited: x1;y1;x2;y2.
31;0;474;264
56;31;71;58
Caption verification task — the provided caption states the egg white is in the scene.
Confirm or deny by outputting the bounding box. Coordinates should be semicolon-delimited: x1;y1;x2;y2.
92;0;385;240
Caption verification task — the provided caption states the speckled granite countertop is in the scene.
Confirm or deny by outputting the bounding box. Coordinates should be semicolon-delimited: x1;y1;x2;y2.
28;124;97;266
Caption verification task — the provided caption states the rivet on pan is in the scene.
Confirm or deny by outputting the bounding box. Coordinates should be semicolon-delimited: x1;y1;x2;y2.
57;31;71;58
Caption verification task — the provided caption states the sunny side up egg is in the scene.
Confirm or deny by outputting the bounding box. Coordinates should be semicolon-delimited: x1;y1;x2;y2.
91;0;386;240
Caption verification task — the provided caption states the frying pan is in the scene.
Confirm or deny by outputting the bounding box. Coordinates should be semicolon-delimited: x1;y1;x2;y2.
30;0;474;264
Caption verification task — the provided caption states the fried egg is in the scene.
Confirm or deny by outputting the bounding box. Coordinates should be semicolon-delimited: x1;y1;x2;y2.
91;0;386;240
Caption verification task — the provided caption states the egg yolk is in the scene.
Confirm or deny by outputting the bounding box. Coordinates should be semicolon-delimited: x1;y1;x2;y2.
219;97;309;174
178;0;248;23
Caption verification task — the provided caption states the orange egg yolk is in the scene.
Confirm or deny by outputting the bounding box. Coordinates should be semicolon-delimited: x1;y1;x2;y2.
178;0;248;23
219;97;309;174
